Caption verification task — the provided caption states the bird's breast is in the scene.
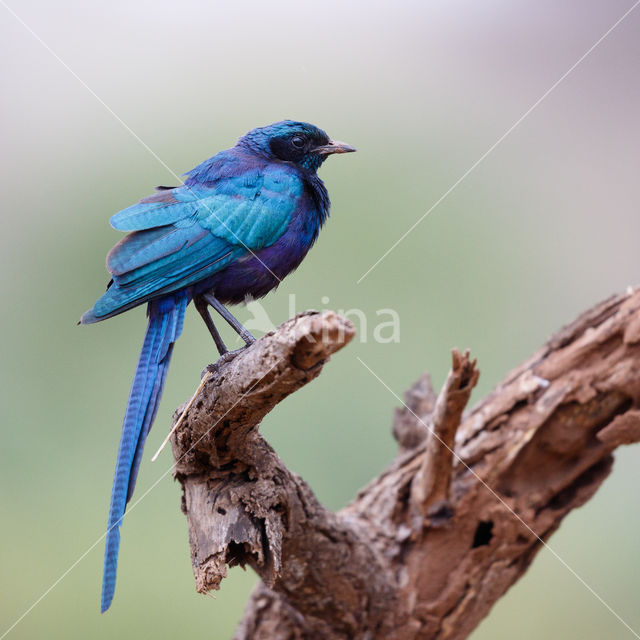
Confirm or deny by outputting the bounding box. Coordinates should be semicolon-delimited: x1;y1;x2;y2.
202;199;323;304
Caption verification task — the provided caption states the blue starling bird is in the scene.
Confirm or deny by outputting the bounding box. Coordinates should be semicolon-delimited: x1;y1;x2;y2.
81;120;355;612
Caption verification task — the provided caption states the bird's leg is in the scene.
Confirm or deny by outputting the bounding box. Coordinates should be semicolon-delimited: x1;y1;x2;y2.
195;295;254;378
202;293;256;346
194;295;228;356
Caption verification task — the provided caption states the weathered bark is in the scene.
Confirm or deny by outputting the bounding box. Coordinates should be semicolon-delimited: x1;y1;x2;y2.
170;291;640;639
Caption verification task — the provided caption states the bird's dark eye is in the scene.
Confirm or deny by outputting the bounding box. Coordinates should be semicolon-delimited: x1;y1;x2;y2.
291;136;305;149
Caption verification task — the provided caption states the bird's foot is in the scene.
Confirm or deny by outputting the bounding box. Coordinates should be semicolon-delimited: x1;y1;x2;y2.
201;347;249;378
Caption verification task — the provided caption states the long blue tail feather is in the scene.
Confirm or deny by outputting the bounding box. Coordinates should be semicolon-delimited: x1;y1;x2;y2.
101;292;188;613
126;293;188;502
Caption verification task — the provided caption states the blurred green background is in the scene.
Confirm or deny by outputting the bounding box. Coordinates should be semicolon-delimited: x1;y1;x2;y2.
2;1;640;638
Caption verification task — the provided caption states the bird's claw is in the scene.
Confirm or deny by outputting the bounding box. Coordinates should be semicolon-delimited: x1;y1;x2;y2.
201;347;248;378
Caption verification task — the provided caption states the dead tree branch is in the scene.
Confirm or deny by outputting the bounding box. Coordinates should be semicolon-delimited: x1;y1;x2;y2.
170;291;640;639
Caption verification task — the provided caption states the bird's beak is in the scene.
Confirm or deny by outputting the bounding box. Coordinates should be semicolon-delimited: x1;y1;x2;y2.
314;140;357;156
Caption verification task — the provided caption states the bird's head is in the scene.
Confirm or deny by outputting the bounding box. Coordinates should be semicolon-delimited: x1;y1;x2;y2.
237;120;355;172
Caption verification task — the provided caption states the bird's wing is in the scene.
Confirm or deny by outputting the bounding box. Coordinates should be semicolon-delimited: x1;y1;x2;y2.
109;185;210;232
83;166;301;322
109;165;302;244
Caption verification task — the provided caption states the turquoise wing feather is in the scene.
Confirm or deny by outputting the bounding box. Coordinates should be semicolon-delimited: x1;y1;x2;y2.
83;166;302;322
